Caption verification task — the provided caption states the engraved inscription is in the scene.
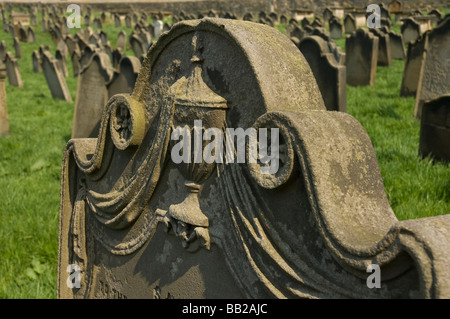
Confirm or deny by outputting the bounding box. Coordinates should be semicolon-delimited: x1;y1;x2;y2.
98;280;128;299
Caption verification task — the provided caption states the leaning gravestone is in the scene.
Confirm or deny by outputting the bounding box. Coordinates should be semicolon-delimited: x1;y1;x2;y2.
116;30;127;51
415;18;450;119
419;94;450;162
107;56;141;98
0;60;9;136
344;14;356;34
154;20;163;38
71;49;81;77
55;49;68;77
41;50;72;102
4;52;23;88
0;40;6;61
346;28;379;86
400;33;427;97
129;34;146;58
369;28;392;67
13;37;22;59
329;18;343;39
401;18;421;44
298;36;346;112
386;30;406;60
72;52;114;138
27;26;36;42
58;18;450;299
31;50;41;73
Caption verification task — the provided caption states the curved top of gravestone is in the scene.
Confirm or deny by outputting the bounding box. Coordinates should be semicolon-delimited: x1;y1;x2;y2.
133;18;325;129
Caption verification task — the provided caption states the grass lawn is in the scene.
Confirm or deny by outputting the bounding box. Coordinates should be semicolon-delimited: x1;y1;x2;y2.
0;10;449;299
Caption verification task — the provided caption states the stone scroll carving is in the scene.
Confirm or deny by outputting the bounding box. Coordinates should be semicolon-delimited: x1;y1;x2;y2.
58;18;450;299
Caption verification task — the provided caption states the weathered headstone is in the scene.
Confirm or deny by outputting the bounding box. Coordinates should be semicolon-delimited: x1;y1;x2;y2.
31;50;41;73
27;26;36;42
71;49;81;77
4;51;23;88
129;34;146;58
329;18;343;39
0;40;6;61
346;28;379;86
64;35;79;57
344;14;356;34
369;28;392;67
0;60;9;137
400;34;427;97
114;14;122;28
112;48;125;68
419;94;450;162
387;30;406;60
117;30;127;51
298;36;346;112
41;50;72;102
125;15;132;28
58;18;450;300
401;18;421;44
388;0;402;13
415;19;450;119
55;49;69;77
72;52;114;138
13;37;22;59
154;20;163;39
107;56;141;98
93;17;102;29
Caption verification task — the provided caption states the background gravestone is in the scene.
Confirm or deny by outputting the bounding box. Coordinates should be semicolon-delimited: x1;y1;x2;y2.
31;50;41;73
0;40;6;61
400;33;427;97
107;56;141;99
369;28;392;67
4;52;23;88
344;14;356;34
346;28;379;86
329;17;343;39
41;51;72;102
387;30;406;60
129;34;146;58
415;18;450;119
419;94;450;162
0;60;8;136
298;35;346;112
13;37;22;59
116;30;127;51
72;52;114;138
55;49;68;77
401;18;421;44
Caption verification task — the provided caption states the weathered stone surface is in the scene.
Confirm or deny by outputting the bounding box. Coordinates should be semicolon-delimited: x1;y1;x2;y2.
13;37;22;59
401;17;421;44
346;28;379;86
344;14;356;34
31;50;41;73
72;52;114;138
415;18;450;119
116;30;127;51
41;50;72;102
0;40;6;61
419;94;450;162
107;56;141;99
55;49;69;77
369;28;392;67
4;51;23;88
58;18;450;300
387;30;406;60
298;36;346;112
0;60;9;137
329;18;343;39
400;33;427;97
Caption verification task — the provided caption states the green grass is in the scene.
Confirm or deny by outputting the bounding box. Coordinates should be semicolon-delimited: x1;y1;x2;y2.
0;11;449;299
